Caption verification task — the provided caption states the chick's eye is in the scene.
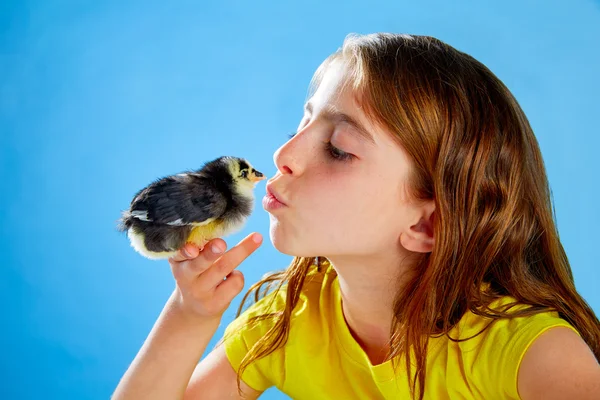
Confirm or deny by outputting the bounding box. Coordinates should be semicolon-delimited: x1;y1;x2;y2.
241;170;248;178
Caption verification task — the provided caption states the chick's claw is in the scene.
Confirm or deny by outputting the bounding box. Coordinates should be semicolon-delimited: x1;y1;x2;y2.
191;238;210;253
200;238;211;252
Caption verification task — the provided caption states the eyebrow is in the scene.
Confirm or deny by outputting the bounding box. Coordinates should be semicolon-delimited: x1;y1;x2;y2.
304;101;376;145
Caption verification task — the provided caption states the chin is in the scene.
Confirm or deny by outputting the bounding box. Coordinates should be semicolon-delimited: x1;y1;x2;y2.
269;234;302;256
268;227;319;258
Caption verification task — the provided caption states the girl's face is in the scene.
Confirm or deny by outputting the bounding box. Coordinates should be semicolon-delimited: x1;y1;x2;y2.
266;60;420;259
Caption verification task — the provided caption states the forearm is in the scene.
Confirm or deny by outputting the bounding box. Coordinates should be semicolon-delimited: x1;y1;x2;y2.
112;289;221;400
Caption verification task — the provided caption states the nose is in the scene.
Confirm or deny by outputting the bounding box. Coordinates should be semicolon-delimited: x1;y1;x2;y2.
273;133;308;176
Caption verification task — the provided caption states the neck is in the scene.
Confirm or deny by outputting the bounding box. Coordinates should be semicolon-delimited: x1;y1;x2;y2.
327;252;416;365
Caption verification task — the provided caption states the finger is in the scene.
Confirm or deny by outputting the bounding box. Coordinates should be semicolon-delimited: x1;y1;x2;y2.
186;238;227;276
168;243;200;263
170;239;227;283
213;270;245;308
196;232;262;292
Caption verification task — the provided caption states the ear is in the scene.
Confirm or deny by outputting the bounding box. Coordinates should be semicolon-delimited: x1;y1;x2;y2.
400;200;435;253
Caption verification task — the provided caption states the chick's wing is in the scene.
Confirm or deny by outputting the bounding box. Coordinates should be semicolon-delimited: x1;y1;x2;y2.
130;175;227;226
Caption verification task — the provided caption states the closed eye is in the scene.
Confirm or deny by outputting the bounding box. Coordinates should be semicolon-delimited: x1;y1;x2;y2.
287;131;354;162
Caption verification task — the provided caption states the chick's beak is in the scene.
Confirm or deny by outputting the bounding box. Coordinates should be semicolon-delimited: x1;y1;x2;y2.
249;170;266;183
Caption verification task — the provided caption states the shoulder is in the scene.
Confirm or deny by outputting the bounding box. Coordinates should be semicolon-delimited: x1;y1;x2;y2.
453;296;598;399
517;325;600;400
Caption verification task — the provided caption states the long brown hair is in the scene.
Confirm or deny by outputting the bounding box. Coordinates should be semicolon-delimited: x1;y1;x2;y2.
229;33;600;399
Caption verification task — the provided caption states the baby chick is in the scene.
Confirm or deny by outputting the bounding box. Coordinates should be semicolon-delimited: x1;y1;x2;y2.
117;156;266;259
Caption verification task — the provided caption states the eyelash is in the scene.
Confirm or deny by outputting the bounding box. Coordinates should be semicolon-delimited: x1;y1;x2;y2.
287;131;354;162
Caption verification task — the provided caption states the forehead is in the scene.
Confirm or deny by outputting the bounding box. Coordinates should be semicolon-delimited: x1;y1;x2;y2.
310;60;358;111
308;59;414;174
307;60;384;139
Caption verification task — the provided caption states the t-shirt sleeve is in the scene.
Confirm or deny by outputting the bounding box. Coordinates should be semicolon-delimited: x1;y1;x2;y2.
220;287;286;392
499;312;581;399
471;308;581;400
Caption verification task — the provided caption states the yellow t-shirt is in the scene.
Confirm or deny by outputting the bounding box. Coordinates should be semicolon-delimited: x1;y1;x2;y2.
222;262;580;399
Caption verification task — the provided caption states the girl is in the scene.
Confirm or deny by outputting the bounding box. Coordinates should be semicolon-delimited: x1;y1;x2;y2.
113;33;600;400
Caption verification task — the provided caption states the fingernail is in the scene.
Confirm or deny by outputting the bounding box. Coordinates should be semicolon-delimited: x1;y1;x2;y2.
252;233;262;243
211;243;223;254
182;247;191;257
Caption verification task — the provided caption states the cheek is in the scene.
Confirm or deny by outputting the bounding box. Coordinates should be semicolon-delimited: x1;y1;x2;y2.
268;176;401;255
346;179;403;231
303;172;361;210
308;172;389;224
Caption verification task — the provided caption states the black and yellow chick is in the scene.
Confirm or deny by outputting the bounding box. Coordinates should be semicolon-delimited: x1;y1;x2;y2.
117;156;266;259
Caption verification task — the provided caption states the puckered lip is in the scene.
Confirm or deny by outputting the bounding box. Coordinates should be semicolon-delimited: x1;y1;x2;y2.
266;183;288;206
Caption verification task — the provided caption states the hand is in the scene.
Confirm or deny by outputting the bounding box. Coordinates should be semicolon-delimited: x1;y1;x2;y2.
167;232;263;321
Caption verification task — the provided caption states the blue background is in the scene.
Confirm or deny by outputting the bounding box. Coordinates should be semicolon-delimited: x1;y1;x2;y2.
1;1;599;398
